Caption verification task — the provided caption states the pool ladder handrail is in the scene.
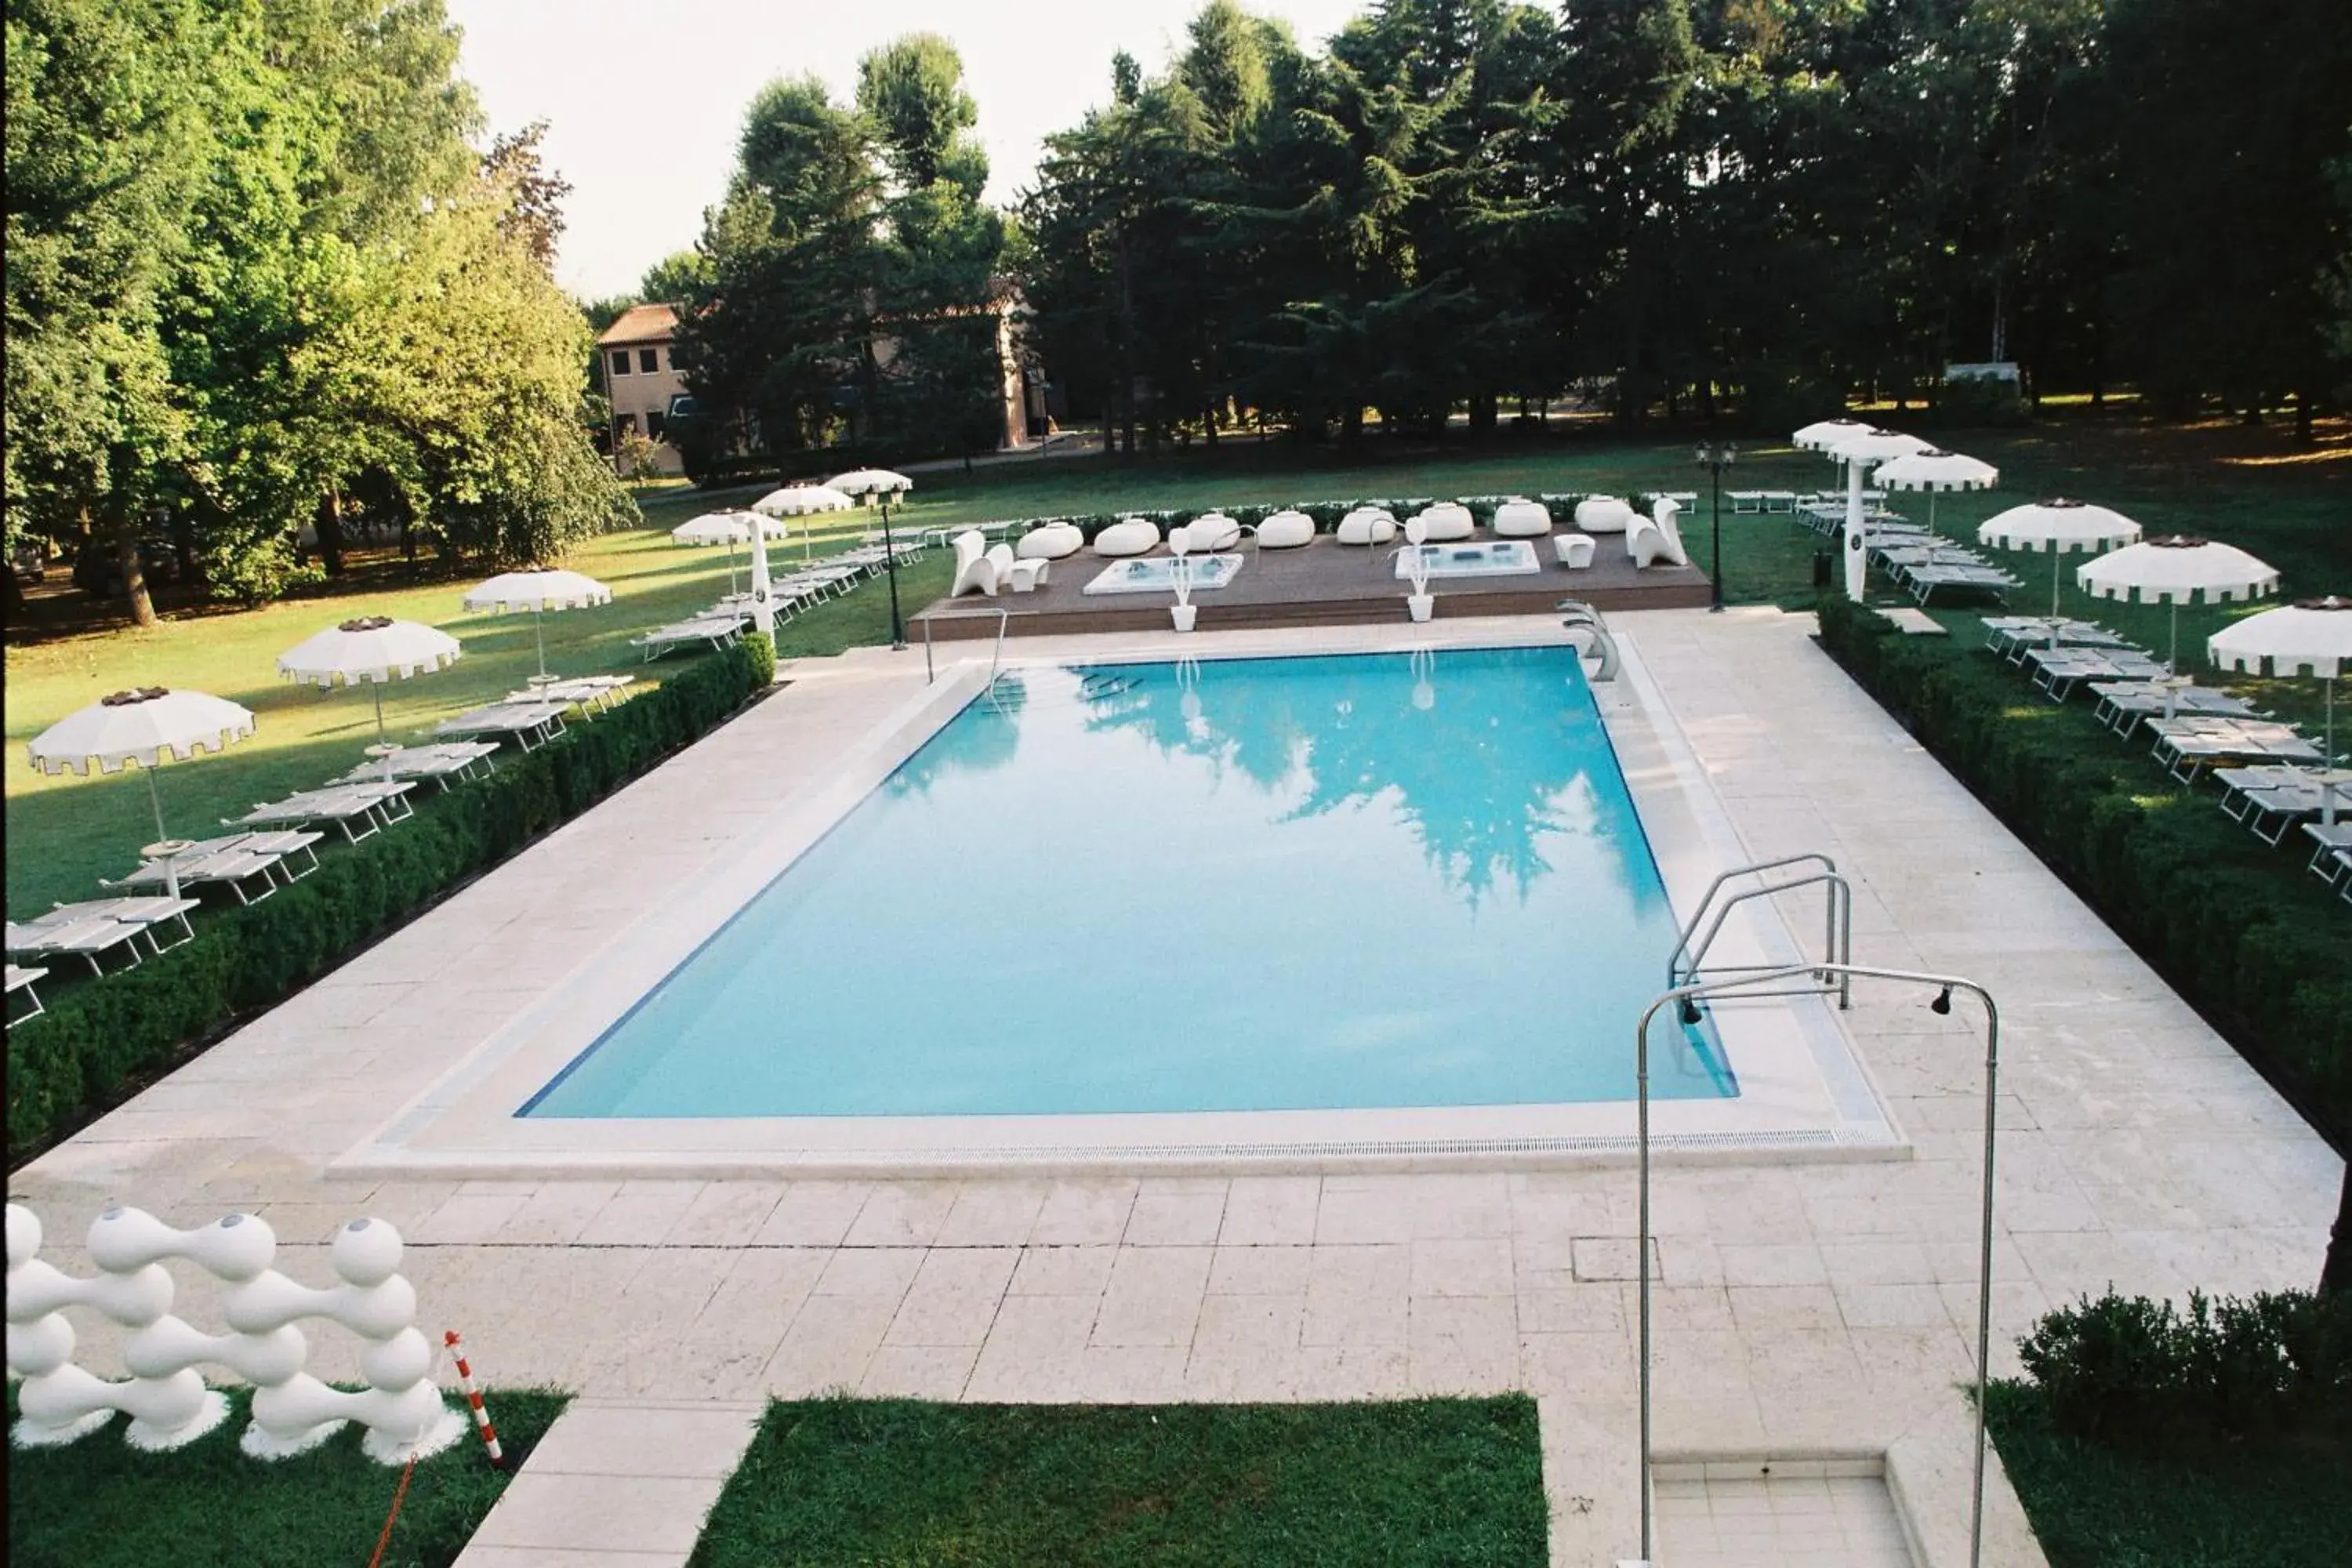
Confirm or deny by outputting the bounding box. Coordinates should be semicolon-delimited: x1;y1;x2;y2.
1667;852;1854;1009
1557;600;1620;681
924;605;1011;694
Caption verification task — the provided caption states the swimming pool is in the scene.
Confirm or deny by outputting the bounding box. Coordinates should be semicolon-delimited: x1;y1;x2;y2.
522;646;1733;1120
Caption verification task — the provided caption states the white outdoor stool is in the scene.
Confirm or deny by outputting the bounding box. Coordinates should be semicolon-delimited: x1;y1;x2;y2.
1554;533;1597;569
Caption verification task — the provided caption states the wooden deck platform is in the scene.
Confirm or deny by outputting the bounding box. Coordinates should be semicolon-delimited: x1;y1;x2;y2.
909;534;1713;641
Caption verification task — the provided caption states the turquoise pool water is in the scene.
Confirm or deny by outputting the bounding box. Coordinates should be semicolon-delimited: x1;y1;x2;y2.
524;647;1733;1119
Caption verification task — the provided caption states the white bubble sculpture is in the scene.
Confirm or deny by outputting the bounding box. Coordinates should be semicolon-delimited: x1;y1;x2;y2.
5;1203;466;1464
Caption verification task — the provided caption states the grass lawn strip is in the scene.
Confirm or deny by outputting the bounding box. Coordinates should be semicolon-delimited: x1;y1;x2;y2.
5;1386;567;1568
1984;1382;2352;1568
687;1396;1548;1566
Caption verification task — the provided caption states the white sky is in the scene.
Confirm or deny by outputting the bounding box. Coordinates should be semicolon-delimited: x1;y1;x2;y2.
445;0;1364;301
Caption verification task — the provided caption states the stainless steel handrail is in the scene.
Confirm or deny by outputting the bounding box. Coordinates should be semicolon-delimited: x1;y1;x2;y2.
1668;853;1852;1007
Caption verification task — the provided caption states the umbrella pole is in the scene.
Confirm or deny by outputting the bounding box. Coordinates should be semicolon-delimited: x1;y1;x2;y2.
145;767;169;844
2050;550;2063;622
534;610;548;681
2327;680;2339;829
373;680;387;742
2168;601;2180;673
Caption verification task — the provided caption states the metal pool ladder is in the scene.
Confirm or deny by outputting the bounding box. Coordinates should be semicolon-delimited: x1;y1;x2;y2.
923;605;1011;691
1668;852;1855;1008
1557;600;1620;681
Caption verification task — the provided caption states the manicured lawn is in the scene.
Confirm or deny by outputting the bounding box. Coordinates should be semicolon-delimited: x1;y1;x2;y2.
1985;1381;2352;1568
8;415;2342;916
685;1397;1548;1566
5;1386;567;1568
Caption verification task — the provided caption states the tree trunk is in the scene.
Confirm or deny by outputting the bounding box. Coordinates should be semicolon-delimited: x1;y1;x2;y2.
2294;389;2314;445
1341;405;1363;446
1468;390;1497;438
1203;405;1218;448
112;509;157;627
315;486;348;577
2323;1167;2352;1298
3;558;25;619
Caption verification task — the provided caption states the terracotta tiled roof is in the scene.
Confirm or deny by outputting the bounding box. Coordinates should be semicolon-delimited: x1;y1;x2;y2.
596;303;679;346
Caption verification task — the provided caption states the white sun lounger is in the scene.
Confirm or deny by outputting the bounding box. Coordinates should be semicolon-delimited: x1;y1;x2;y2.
1982;618;2137;662
2087;681;2259;737
103;833;322;904
332;742;499;792
2305;825;2352;889
6;963;47;1022
1905;563;2018;605
510;675;635;714
7;895;199;976
434;700;569;751
2022;648;2172;700
633;612;750;662
2147;719;2323;784
229;781;416;843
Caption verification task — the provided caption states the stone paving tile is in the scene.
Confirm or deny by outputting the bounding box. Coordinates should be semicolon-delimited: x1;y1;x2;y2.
843;1181;960;1247
964;1293;1098;1401
1091;1247;1212;1348
1207;1244;1313;1296
1410;1236;1515;1298
934;1181;1049;1247
1123;1189;1227;1247
1027;1178;1137;1244
499;1182;622;1247
577;1181;705;1247
1302;1243;1410;1348
812;1247;924;1299
1007;1244;1117;1297
1215;1177;1320;1246
884;1249;1016;1348
667;1181;786;1247
762;1294;895;1397
753;1181;873;1247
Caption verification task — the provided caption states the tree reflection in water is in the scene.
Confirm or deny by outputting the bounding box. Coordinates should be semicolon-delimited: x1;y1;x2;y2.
1073;649;1664;913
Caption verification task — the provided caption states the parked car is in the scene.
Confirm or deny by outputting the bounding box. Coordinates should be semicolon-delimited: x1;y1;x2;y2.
72;537;182;598
9;539;49;583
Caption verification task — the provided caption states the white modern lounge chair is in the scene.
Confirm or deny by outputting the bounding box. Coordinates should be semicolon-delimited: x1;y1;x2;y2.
1335;506;1399;546
1574;495;1636;535
1554;534;1596;569
1252;510;1316;549
1412;503;1475;542
1492;499;1552;539
950;530;1000;596
1017;521;1083;560
1182;513;1242;552
1093;517;1159;557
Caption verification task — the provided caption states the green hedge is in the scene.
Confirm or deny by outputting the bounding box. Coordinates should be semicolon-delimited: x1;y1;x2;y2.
2018;1287;2352;1450
5;640;772;1157
1816;593;2352;1141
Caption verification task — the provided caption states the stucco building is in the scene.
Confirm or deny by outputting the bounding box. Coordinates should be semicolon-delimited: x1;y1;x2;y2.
597;303;688;477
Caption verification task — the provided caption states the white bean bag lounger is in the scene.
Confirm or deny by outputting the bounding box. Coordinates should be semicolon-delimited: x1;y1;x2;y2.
1491;499;1552;538
1182;512;1242;552
1254;510;1316;549
1093;518;1160;557
1335;507;1399;546
1574;495;1636;534
1017;521;1083;560
1414;503;1475;542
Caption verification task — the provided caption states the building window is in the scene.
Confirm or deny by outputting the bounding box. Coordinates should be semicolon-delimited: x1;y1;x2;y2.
639;347;660;374
610;350;631;376
612;412;638;441
645;411;667;441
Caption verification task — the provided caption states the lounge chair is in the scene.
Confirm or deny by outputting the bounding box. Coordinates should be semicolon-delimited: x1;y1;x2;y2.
332;741;499;792
229;781;416;843
1574;495;1636;535
2147;718;2322;784
7;896;198;977
6;963;46;1023
1092;517;1160;557
434;700;569;751
1250;510;1316;549
989;542;1048;592
1016;521;1083;560
1334;507;1398;546
1554;534;1597;569
1491;499;1552;539
1410;503;1475;542
1181;513;1242;551
511;674;634;714
1905;564;2019;606
631;612;748;662
2305;822;2352;884
1625;499;1690;569
2088;681;2258;737
103;836;299;905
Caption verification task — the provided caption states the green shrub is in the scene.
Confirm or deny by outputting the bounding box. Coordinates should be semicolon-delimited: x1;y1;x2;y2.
1926;374;2032;428
2018;1289;2352;1450
5;644;766;1158
1815;593;2352;1138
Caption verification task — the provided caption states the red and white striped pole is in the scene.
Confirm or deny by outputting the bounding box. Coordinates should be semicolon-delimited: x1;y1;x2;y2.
445;1330;502;1466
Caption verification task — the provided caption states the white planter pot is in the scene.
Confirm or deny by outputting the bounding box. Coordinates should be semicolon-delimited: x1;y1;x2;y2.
1407;593;1435;622
1171;604;1198;632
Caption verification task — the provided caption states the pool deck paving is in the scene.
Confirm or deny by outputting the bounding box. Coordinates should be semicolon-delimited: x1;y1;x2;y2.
10;607;2341;1567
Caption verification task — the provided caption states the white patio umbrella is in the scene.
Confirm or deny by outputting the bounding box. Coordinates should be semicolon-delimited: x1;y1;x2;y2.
2077;536;2280;670
1826;429;1935;599
461;569;611;682
670;510;785;597
1871;448;1997;534
27;688;257;895
1976;499;2144;620
750;485;858;634
2209;597;2352;823
1792;418;1874;452
826;469;916;650
276;616;463;742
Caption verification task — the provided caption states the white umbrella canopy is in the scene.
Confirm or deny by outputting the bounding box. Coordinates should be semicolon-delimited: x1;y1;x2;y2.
1977;499;2144;619
1792;419;1874;452
462;569;612;681
752;485;856;517
1827;427;1935;466
826;468;914;498
2078;535;2280;668
276;615;463;741
1871;447;1997;534
672;510;786;597
2209;597;2352;819
27;687;258;866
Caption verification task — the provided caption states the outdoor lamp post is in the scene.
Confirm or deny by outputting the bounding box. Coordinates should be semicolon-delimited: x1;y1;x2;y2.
1694;442;1735;612
880;493;906;650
